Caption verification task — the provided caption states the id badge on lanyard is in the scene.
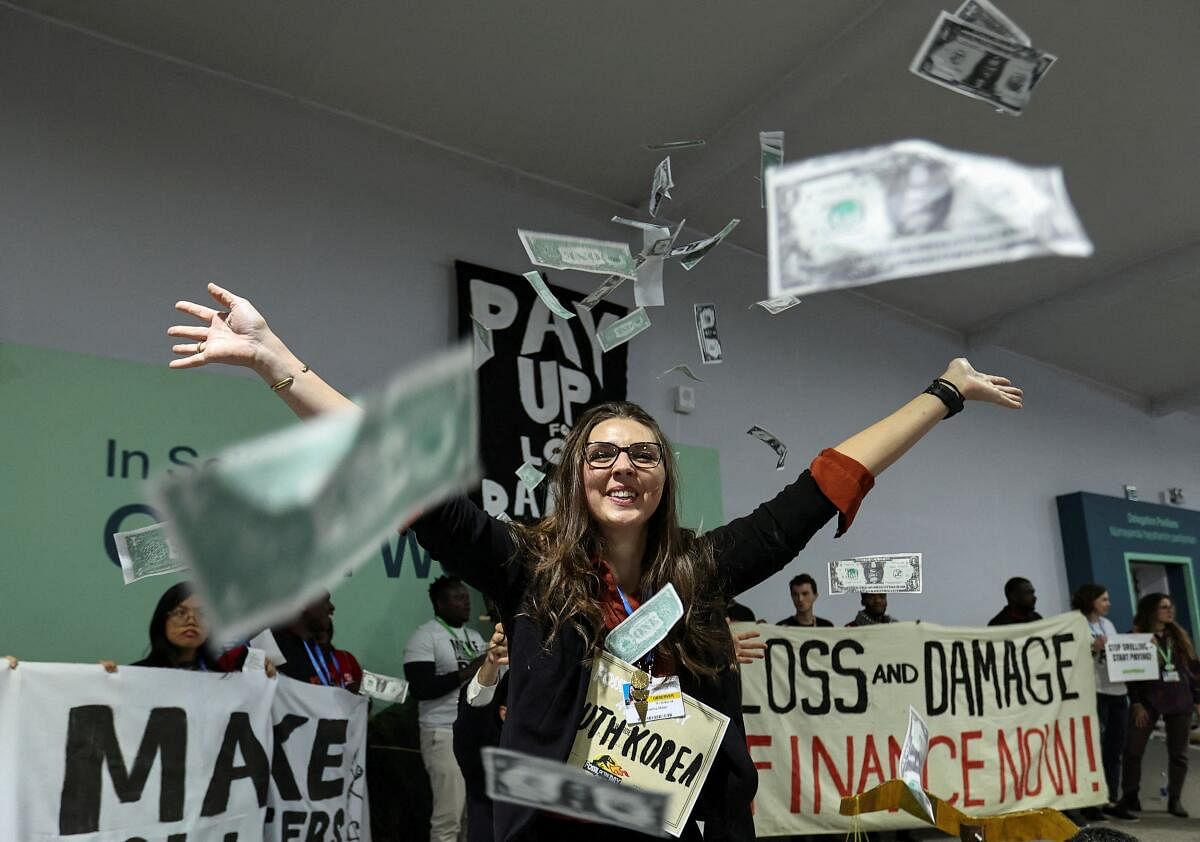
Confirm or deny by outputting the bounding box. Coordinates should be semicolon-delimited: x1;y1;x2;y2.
1156;639;1179;683
611;581;687;723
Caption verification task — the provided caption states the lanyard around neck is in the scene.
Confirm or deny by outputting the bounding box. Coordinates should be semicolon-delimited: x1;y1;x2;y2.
613;581;638;618
612;580;657;673
1155;636;1174;667
302;639;335;686
436;617;477;654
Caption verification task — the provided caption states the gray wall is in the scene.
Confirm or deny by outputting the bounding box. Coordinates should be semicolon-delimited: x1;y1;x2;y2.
4;8;1198;626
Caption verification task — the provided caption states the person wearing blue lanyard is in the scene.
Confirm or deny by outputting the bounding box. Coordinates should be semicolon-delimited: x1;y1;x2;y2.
220;591;362;690
167;284;1024;841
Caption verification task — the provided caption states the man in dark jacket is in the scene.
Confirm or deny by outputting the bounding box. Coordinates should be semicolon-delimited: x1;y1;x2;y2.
846;592;897;626
987;577;1043;626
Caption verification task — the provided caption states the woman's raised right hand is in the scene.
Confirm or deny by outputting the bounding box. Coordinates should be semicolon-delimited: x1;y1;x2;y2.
168;283;275;373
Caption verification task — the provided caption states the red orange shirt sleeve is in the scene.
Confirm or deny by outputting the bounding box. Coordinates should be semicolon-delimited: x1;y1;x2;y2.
810;448;875;537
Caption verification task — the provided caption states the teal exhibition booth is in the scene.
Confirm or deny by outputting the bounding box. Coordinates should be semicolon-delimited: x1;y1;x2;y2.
1058;491;1200;639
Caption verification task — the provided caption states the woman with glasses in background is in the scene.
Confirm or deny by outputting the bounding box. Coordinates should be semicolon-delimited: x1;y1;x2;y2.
167;283;1024;841
7;583;218;673
127;582;224;671
1117;592;1200;819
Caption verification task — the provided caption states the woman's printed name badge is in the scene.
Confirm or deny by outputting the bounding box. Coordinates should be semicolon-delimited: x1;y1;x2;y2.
1162;668;1180;683
622;675;686;724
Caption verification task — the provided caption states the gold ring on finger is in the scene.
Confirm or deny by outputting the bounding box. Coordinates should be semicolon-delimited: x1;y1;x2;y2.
196;341;206;354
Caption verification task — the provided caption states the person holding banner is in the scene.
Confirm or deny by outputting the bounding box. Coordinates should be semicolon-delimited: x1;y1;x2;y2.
167;283;1023;841
846;591;897;626
1118;592;1200;819
220;591;358;688
1071;584;1128;819
128;582;225;671
777;573;834;627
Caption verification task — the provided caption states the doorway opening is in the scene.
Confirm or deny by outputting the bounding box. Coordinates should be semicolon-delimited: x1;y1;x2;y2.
1125;552;1198;640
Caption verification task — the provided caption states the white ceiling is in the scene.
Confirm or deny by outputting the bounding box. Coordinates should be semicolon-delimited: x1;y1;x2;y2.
9;0;1200;414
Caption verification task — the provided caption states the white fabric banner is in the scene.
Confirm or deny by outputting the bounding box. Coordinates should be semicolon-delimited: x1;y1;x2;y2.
738;613;1102;836
0;664;369;842
267;674;371;842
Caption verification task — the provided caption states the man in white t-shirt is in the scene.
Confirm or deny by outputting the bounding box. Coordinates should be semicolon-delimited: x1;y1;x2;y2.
404;575;488;842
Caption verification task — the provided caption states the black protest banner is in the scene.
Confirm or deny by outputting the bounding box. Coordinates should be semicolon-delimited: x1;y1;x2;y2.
455;261;628;520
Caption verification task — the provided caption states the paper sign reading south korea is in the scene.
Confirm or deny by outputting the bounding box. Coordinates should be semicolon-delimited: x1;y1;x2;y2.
1104;633;1156;683
567;650;729;837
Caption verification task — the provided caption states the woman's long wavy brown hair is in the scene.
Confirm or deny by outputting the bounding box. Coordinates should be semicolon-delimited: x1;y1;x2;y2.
513;401;732;678
1133;592;1196;662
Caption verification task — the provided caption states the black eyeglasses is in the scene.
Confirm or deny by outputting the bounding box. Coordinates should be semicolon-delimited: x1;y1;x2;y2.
584;441;663;469
167;606;206;623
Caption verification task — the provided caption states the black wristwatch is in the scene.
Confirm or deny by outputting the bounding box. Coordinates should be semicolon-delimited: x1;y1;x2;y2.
923;378;964;418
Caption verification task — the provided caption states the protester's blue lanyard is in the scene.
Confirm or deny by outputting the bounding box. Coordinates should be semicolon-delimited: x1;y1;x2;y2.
302;639;337;687
613;581;656;674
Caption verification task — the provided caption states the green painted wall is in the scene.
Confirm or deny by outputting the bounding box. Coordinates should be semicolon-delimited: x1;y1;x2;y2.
1;344;724;676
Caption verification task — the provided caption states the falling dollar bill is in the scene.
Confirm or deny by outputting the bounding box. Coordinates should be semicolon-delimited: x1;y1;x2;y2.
248;629;287;665
827;553;923;594
521;270;576;320
598;307;652;352
670;219;739;271
693;303;723;364
483;747;669;837
648;157;673;218
579;274;628;311
635;222;684;308
633;225;670;307
899;705;935;822
759;131;784;208
519;230;638;280
954;0;1030;45
910;12;1056;115
644;139;706;151
114;521;187;585
766;139;1092;299
154;344;479;642
361;669;410;703
241;647;267;674
515;461;546;492
604;584;684;665
612;216;665;232
470;315;494;371
746;425;787;471
749;295;802;314
657;364;704;382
